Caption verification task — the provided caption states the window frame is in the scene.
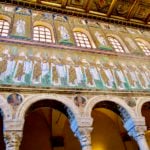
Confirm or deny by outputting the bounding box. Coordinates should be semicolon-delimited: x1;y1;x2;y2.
0;19;10;37
74;31;92;49
33;25;53;43
136;41;150;56
108;36;125;53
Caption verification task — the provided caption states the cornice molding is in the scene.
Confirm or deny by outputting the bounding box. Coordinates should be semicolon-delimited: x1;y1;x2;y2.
0;37;149;61
0;85;150;96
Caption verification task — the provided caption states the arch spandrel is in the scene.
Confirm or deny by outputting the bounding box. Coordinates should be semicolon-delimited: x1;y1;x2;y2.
84;95;136;120
15;94;79;121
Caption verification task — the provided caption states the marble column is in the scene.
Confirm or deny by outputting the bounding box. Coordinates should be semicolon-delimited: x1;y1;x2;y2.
128;126;149;150
69;116;93;150
4;131;22;150
75;127;93;150
124;118;149;150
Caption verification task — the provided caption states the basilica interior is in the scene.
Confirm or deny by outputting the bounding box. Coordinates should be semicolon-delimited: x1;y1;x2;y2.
0;0;149;150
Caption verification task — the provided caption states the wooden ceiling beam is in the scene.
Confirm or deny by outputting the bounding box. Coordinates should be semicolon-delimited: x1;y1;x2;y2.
83;0;93;13
145;14;150;23
61;0;68;8
126;0;139;20
107;0;118;17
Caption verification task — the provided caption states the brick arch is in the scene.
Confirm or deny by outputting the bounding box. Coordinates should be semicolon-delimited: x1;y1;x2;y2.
84;95;136;120
15;94;79;121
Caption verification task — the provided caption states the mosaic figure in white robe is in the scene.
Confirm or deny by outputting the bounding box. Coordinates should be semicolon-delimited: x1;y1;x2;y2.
90;67;100;81
56;64;67;85
95;31;107;46
0;55;7;81
32;60;42;84
14;60;24;82
103;68;115;88
21;57;33;84
16;19;25;36
124;66;139;88
58;26;70;40
99;63;116;88
75;66;84;84
114;65;127;89
41;61;49;77
5;56;16;81
136;67;150;88
90;66;104;88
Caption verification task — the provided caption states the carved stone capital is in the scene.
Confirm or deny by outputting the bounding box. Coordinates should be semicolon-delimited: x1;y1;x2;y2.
4;131;22;150
70;117;93;133
4;120;24;131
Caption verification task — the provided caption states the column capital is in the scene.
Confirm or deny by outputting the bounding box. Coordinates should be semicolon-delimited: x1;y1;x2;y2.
70;117;93;133
4;120;24;131
69;116;93;150
4;130;23;150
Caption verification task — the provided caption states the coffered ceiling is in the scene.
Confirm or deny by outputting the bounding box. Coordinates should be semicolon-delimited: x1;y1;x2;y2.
1;0;150;28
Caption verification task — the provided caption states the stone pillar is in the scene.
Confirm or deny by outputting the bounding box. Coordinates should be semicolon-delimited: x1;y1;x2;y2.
124;118;149;150
4;131;22;150
4;120;24;150
128;126;149;150
70;117;93;150
75;127;93;150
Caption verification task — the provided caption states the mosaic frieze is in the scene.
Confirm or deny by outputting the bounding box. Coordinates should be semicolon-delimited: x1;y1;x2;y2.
0;43;149;91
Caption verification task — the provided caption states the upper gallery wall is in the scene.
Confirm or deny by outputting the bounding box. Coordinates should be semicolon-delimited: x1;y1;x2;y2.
0;4;149;91
1;0;150;27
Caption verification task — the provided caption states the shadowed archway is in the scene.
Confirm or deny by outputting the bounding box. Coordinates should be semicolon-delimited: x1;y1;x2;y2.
91;101;138;150
20;99;81;150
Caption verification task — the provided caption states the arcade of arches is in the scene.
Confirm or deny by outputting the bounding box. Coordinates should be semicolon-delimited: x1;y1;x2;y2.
0;95;150;150
0;2;150;150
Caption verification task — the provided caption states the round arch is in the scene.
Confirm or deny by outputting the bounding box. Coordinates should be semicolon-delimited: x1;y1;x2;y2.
0;14;11;24
33;21;55;43
106;34;130;53
135;38;150;55
15;94;78;121
135;38;150;46
136;97;150;117
84;95;136;120
73;27;96;48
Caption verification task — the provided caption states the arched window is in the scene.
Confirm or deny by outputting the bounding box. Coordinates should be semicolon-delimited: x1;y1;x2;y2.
136;41;150;56
33;26;53;43
0;19;10;37
108;36;125;53
74;31;92;48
